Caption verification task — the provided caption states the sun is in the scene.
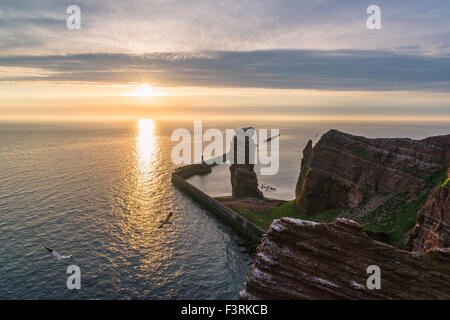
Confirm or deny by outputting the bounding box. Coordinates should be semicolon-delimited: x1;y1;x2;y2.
124;84;166;97
135;84;154;96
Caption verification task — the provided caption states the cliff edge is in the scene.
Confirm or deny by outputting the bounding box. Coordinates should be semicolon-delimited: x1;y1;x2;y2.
295;130;450;215
239;217;450;300
405;168;450;251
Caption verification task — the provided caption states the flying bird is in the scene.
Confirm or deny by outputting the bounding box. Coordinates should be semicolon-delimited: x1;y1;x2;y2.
44;247;72;261
264;133;280;143
158;212;173;229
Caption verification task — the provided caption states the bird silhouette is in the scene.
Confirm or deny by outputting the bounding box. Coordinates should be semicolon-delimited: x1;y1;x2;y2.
158;212;173;228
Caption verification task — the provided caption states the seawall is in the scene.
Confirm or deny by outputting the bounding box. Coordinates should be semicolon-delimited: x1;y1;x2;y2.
171;164;265;242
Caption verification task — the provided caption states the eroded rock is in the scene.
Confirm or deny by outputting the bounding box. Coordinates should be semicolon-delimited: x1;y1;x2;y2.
405;168;450;251
239;217;450;300
295;130;450;215
230;128;263;198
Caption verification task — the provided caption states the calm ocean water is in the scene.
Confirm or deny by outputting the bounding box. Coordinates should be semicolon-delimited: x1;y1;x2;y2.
0;120;448;299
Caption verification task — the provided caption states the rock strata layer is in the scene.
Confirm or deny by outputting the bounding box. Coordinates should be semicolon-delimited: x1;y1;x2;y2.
405;168;450;251
239;217;450;300
230;128;263;198
296;130;450;215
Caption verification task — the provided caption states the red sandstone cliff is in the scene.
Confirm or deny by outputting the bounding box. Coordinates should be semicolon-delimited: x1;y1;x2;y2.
239;217;450;300
239;131;450;300
230;164;263;198
296;130;450;215
230;128;263;198
405;168;450;251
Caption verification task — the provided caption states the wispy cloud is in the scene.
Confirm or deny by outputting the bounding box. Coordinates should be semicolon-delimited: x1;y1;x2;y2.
1;50;449;91
1;0;450;55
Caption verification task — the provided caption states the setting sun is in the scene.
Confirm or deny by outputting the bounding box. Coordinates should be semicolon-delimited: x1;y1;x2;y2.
136;84;153;96
125;84;166;97
1;0;450;303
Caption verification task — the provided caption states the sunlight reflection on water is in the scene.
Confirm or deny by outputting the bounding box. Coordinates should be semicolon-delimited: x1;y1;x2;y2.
2;120;447;299
0;120;253;299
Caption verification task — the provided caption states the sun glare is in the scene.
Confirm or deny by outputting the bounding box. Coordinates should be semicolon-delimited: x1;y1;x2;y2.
125;84;166;97
138;118;155;131
137;84;153;96
137;119;157;173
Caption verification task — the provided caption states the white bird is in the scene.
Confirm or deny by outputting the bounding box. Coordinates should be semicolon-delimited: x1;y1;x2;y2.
45;247;72;261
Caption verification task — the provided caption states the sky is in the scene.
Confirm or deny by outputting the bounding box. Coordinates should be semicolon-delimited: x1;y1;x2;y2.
0;0;450;121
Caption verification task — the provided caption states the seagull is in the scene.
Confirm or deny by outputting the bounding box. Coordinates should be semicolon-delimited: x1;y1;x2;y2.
45;247;72;261
158;212;173;229
264;133;280;143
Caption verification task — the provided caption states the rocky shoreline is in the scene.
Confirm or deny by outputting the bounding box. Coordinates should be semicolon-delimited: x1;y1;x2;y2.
236;130;449;299
238;217;450;300
174;128;449;299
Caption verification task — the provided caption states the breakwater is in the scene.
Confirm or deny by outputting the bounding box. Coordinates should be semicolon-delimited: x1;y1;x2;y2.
171;164;265;242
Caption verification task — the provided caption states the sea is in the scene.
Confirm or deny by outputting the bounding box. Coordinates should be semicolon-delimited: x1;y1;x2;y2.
0;119;448;299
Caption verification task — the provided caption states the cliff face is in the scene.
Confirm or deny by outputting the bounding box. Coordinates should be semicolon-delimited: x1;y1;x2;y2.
230;164;263;198
230;129;263;198
239;217;450;300
295;130;450;215
239;131;450;300
405;168;450;251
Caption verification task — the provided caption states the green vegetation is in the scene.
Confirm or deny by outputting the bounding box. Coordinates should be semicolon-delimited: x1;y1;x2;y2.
234;200;300;230
232;168;447;248
300;166;310;177
359;191;429;248
305;208;344;223
424;168;447;186
234;200;344;231
349;146;375;162
232;189;430;249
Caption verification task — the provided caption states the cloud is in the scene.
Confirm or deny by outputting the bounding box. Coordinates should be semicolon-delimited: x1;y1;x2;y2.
0;50;449;91
0;0;450;55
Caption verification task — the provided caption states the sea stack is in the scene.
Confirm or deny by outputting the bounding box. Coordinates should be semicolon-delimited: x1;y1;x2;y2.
229;127;264;198
238;131;450;300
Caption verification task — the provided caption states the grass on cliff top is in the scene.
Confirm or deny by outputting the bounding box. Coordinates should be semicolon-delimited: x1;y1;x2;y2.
353;172;446;248
234;201;298;230
235;190;430;249
234;200;343;230
234;169;446;247
425;168;448;186
349;146;375;162
360;191;429;248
